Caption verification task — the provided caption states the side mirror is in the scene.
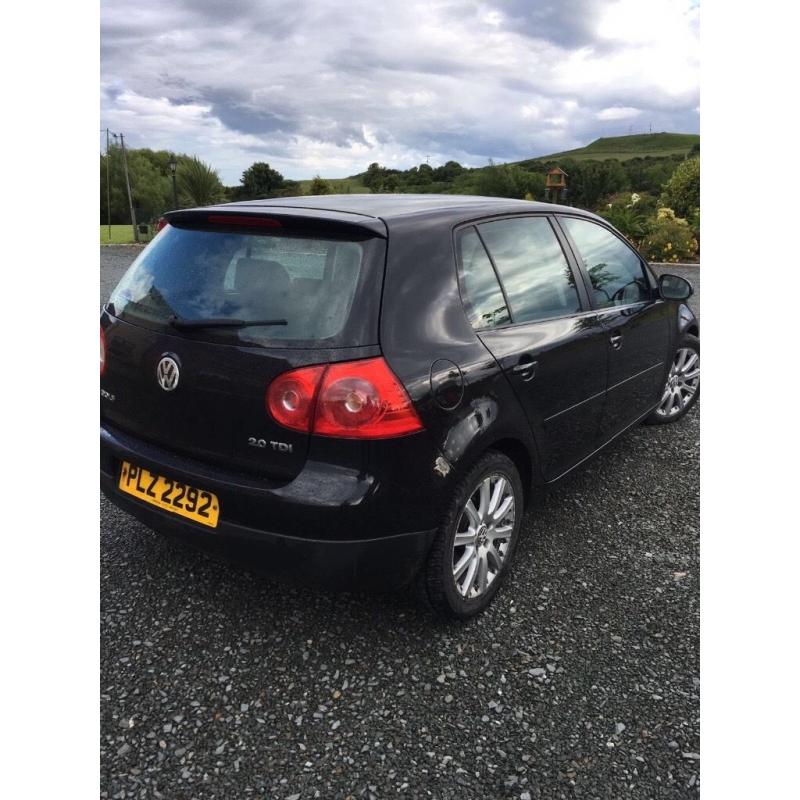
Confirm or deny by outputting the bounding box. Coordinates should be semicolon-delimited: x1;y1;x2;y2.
659;273;693;301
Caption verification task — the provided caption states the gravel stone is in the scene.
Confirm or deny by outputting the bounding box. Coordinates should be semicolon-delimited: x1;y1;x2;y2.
101;248;700;798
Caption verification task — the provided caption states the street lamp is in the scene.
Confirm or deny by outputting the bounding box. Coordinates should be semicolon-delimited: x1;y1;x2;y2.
168;156;178;209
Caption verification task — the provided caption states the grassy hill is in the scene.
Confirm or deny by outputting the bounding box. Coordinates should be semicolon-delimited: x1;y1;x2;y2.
315;133;699;189
521;132;700;165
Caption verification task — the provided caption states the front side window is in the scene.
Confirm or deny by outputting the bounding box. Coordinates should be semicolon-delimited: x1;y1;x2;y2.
560;217;651;308
456;227;510;329
477;216;581;323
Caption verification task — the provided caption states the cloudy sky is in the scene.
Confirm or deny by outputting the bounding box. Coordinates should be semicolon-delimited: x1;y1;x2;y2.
100;0;699;184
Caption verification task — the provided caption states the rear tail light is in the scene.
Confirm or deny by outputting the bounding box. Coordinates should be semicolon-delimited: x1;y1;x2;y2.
100;326;106;376
266;357;423;439
156;217;169;232
314;359;423;438
266;364;326;433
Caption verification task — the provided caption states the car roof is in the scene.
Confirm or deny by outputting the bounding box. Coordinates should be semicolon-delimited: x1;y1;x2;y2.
212;194;602;227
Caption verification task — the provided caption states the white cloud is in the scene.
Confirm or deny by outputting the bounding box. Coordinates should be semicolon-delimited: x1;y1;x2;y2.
596;106;643;121
100;0;700;182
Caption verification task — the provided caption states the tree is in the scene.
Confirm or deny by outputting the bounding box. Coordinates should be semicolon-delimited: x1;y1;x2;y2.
279;180;302;197
517;170;545;200
622;156;680;195
238;162;286;199
434;161;464;181
363;162;387;193
660;158;700;219
126;150;173;217
177;156;225;207
474;163;544;199
416;163;434;185
100;146;174;223
308;175;332;195
552;159;629;210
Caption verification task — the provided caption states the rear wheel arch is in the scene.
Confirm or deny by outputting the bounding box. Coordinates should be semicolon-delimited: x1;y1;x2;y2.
485;437;535;507
443;433;537;511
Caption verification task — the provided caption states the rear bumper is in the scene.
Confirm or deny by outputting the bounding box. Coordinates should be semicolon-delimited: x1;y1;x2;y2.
100;423;437;590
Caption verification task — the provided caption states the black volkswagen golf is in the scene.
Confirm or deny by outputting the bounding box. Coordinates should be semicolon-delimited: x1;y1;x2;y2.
100;195;699;618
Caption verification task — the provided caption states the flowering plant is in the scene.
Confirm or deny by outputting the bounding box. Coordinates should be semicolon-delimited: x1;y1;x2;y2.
640;209;698;262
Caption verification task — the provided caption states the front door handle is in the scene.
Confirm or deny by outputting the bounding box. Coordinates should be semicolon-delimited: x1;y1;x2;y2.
609;331;624;350
510;358;538;381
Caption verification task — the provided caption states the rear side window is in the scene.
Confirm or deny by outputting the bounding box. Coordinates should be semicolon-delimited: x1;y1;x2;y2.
478;217;581;323
560;217;651;308
110;225;378;346
456;227;510;329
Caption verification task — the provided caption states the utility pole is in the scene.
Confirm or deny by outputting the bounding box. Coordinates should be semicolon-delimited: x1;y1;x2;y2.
105;128;112;241
119;133;139;243
168;155;178;209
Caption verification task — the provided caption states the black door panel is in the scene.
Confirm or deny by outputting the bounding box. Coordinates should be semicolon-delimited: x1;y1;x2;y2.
455;215;608;480
555;215;672;438
598;302;671;436
480;314;607;480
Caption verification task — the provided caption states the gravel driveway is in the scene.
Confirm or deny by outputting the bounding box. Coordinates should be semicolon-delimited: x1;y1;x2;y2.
101;247;700;799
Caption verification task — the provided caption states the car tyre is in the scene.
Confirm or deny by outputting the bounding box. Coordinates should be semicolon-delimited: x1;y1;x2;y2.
417;450;524;619
645;333;700;425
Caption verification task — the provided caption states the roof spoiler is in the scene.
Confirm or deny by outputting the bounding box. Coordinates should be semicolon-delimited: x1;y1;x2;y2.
162;206;387;238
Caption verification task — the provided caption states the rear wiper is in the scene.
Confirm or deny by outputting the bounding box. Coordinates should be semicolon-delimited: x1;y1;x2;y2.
168;315;287;329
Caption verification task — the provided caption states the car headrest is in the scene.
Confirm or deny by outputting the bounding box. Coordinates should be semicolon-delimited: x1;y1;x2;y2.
233;258;291;294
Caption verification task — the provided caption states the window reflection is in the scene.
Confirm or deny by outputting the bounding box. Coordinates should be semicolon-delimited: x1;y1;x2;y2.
110;226;365;343
478;217;580;324
561;217;650;308
457;228;510;329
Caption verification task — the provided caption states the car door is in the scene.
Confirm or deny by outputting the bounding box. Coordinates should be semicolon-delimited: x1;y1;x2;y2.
557;215;672;439
456;216;608;481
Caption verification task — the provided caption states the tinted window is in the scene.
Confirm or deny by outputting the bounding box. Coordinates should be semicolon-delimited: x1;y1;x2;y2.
478;217;580;323
457;227;510;329
561;217;650;308
110;225;369;344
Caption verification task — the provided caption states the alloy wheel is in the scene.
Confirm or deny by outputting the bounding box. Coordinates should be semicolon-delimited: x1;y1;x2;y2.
656;346;700;417
452;473;516;599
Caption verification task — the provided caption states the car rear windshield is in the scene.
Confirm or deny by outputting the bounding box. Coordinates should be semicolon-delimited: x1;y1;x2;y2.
109;223;384;347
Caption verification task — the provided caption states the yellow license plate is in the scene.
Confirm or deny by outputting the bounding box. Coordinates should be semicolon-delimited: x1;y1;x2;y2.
118;461;220;528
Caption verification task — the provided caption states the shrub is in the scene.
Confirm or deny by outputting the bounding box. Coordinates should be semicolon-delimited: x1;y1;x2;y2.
597;192;657;244
308;175;332;195
178;156;225;207
599;204;646;244
640;208;699;262
475;163;545;199
660;158;700;219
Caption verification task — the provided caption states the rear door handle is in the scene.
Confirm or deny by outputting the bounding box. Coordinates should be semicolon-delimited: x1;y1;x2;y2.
507;357;538;381
609;331;624;350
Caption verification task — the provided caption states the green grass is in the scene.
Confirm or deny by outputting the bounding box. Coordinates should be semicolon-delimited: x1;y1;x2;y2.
295;177;370;195
100;225;152;244
523;133;700;164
